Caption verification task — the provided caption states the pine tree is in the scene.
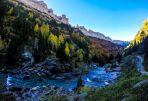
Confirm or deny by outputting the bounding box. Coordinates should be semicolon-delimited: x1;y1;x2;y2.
56;44;68;62
77;76;83;87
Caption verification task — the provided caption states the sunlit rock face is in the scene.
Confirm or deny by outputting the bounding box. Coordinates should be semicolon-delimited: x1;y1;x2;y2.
17;0;69;24
73;24;130;46
73;24;114;42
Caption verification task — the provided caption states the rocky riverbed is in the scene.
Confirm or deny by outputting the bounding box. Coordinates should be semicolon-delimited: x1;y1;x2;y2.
0;53;121;101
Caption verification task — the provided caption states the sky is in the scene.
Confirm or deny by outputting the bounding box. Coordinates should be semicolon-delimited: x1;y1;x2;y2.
41;0;148;41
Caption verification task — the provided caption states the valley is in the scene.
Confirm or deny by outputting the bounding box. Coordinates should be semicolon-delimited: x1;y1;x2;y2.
0;0;148;101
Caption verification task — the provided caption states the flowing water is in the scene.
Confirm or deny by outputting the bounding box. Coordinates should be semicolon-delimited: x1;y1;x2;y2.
3;66;120;90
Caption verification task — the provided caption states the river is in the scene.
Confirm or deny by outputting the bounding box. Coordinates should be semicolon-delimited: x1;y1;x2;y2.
3;66;120;90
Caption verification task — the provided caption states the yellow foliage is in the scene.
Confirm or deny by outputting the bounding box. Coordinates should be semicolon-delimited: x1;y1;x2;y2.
41;22;49;39
76;49;84;62
34;24;39;32
26;18;28;21
126;18;148;50
65;42;69;47
59;35;64;44
48;33;59;50
35;18;42;24
70;44;75;54
28;12;34;18
65;46;70;56
7;7;13;15
57;27;61;31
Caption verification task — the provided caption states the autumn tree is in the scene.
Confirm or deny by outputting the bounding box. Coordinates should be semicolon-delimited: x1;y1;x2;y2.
28;12;34;18
59;35;64;44
65;46;70;56
76;49;84;62
35;18;42;25
7;7;13;15
41;22;49;39
34;24;39;33
70;44;75;54
48;33;60;50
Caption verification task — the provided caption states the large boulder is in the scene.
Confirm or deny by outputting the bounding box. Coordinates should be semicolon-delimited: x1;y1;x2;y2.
43;70;52;76
133;80;148;88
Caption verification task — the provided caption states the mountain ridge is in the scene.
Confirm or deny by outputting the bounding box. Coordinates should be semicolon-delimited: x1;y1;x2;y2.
15;0;129;47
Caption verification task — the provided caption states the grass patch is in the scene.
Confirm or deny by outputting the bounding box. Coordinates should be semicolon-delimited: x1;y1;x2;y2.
85;74;148;101
80;87;90;94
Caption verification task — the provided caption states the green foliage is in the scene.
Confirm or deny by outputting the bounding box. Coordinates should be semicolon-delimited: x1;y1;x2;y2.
33;33;50;62
117;67;138;82
85;73;148;101
56;43;68;62
6;36;22;65
143;59;148;72
108;54;114;63
115;53;122;63
80;87;90;94
41;22;49;39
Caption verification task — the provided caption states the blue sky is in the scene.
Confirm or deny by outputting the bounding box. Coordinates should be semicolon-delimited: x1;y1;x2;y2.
42;0;148;41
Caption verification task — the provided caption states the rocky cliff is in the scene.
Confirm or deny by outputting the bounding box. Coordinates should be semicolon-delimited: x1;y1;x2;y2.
73;24;114;42
73;24;130;46
17;0;69;24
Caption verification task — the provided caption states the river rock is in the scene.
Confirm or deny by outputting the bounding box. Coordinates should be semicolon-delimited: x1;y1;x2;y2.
24;74;30;79
22;63;30;69
41;73;46;76
51;75;56;79
37;73;42;77
44;70;52;75
133;80;148;88
32;86;40;91
104;82;110;86
16;97;21;101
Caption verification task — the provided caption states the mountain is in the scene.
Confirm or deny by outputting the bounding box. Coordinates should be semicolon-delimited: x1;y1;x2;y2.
113;40;130;47
16;0;129;47
73;24;130;47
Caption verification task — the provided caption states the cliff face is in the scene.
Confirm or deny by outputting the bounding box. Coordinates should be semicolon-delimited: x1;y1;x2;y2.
17;0;69;24
73;24;114;42
73;24;130;47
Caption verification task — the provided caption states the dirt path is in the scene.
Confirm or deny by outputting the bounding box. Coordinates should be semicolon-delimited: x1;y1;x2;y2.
137;56;148;75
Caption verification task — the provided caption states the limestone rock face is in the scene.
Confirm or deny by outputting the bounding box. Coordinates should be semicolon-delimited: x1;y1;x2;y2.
73;24;114;42
17;0;69;24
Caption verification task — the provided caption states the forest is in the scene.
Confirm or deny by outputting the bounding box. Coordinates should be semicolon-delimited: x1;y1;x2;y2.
0;0;123;70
